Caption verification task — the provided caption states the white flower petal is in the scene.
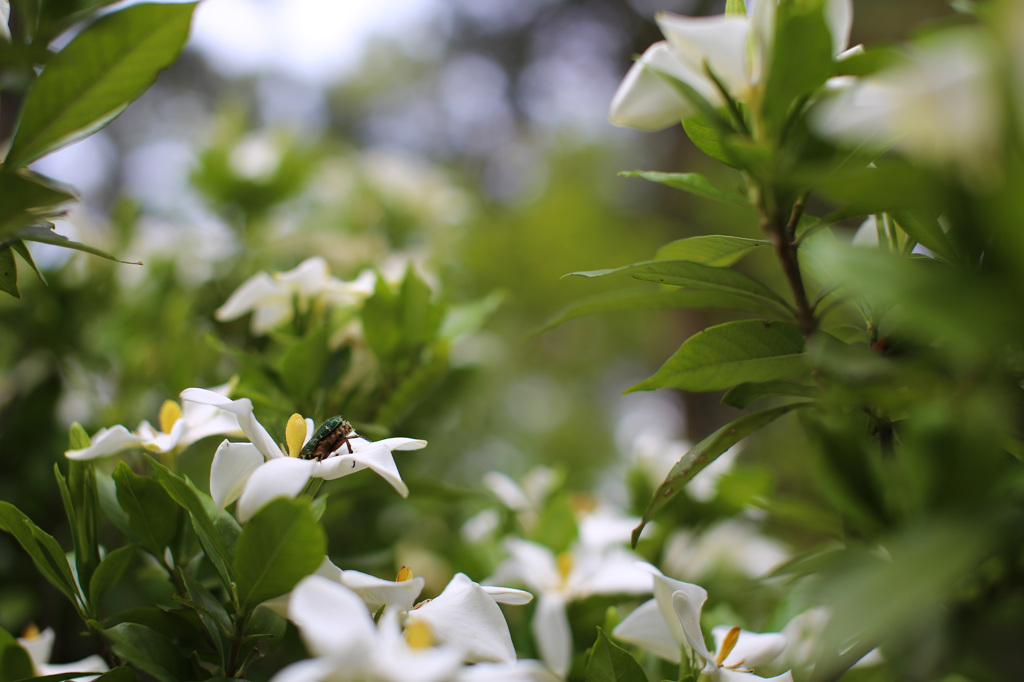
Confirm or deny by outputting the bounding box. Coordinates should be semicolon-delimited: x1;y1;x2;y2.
608;42;706;131
18;627;55;668
656;12;753;98
276;257;330;298
318;442;409;497
456;660;561;682
236;457;315;522
671;588;716;673
405;573;516;663
489;538;560;594
372;611;464;682
215;272;285;321
825;0;854;54
613;598;683;664
531;593;572;677
289;575;376;660
65;425;144;460
180;389;282;460
269;657;340;682
571;547;653;599
712;626;786;670
209;440;265;508
340;569;426;613
481;584;533;605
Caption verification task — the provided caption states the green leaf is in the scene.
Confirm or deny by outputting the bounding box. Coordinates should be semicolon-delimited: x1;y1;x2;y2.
53;464;97;604
0;247;18;298
683;114;738;167
722;380;819;408
762;2;834;133
233;498;325;610
69;422;92;450
95;667;139;682
535;287;766;335
104;622;193;682
619;171;749;208
0;502;81;609
630;320;809;393
362;274;400;361
5;2;198;167
724;0;747;14
889;210;957;263
179;571;232;662
14;224;140;264
568;260;793;317
280;325;330;403
12;241;46;285
399;266;441;349
439;290;504;340
113;462;180;557
67;460;101;593
89;544;138;607
585;628;647;682
0;170;76;238
655;235;767;266
632;402;813;545
148;458;234;591
0;627;34;682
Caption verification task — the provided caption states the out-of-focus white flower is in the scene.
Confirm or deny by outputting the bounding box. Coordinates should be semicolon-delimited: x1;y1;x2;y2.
662;519;790;582
215;257;375;335
488;537;652;676
776;607;883;673
812;28;1000;179
65;383;243;460
609;0;854;130
182;388;425;521
455;659;561;682
482;465;559;532
273;575;464;682
17;626;108;680
613;570;792;681
0;1;10;41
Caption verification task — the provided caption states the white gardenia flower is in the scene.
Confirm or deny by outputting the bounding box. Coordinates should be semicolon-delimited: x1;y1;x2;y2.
181;387;425;522
65;383;243;460
661;519;790;582
608;0;854;131
488;537;653;676
812;28;999;179
0;1;10;41
18;626;108;680
215;256;375;335
613;570;792;681
274;575;464;682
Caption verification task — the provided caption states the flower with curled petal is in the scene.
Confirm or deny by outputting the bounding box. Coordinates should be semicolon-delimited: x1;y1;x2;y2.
613;569;792;681
181;387;425;522
18;625;108;681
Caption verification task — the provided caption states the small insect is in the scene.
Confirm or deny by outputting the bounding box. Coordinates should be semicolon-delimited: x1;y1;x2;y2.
299;416;357;461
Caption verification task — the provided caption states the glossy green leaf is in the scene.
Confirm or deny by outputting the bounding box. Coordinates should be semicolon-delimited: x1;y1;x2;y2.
0;502;81;608
568;260;793;316
15;224;141;264
890;210;957;263
683;114;737;167
722;380;819;408
619;171;749;208
0;627;34;682
69;422;92;450
95;667;138;682
362;274;400;361
148;458;234;590
535;287;766;335
632;401;813;545
104;623;193;682
113;462;180;556
0;247;18;298
655;235;767;266
762;2;833;132
233;498;325;610
585;628;647;682
630;320;808;392
11;241;46;285
89;544;138;607
67;460;101;595
53;464;98;602
5;3;197;167
0;171;75;237
280;325;330;403
179;571;232;661
399;266;442;349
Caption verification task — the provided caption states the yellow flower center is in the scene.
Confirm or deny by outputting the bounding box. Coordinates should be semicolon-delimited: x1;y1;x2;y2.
556;551;574;584
285;413;307;457
395;566;414;582
20;623;40;640
404;621;434;649
570;493;597;515
159;400;183;434
715;625;742;668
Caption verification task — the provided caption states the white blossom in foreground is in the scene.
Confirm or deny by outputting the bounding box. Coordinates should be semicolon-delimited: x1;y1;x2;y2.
65;383;242;460
608;0;854;130
17;626;108;680
812;28;1000;179
488;535;652;676
181;387;425;521
613;570;792;681
215;256;375;335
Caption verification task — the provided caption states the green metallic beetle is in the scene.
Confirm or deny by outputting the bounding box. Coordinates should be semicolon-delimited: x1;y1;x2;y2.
299;416;357;461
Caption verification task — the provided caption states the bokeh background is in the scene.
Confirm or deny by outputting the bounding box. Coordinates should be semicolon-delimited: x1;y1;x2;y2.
0;0;957;669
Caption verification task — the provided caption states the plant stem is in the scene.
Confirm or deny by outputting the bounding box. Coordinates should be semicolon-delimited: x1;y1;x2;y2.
755;186;818;338
226;607;250;677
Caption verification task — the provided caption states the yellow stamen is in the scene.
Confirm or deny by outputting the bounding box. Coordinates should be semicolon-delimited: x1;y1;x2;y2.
285;413;307;457
556;551;574;583
395;566;414;582
715;626;741;667
20;623;40;639
159;400;183;434
570;493;597;515
404;621;434;649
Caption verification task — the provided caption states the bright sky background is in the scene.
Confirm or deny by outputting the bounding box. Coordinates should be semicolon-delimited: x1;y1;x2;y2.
188;0;444;85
